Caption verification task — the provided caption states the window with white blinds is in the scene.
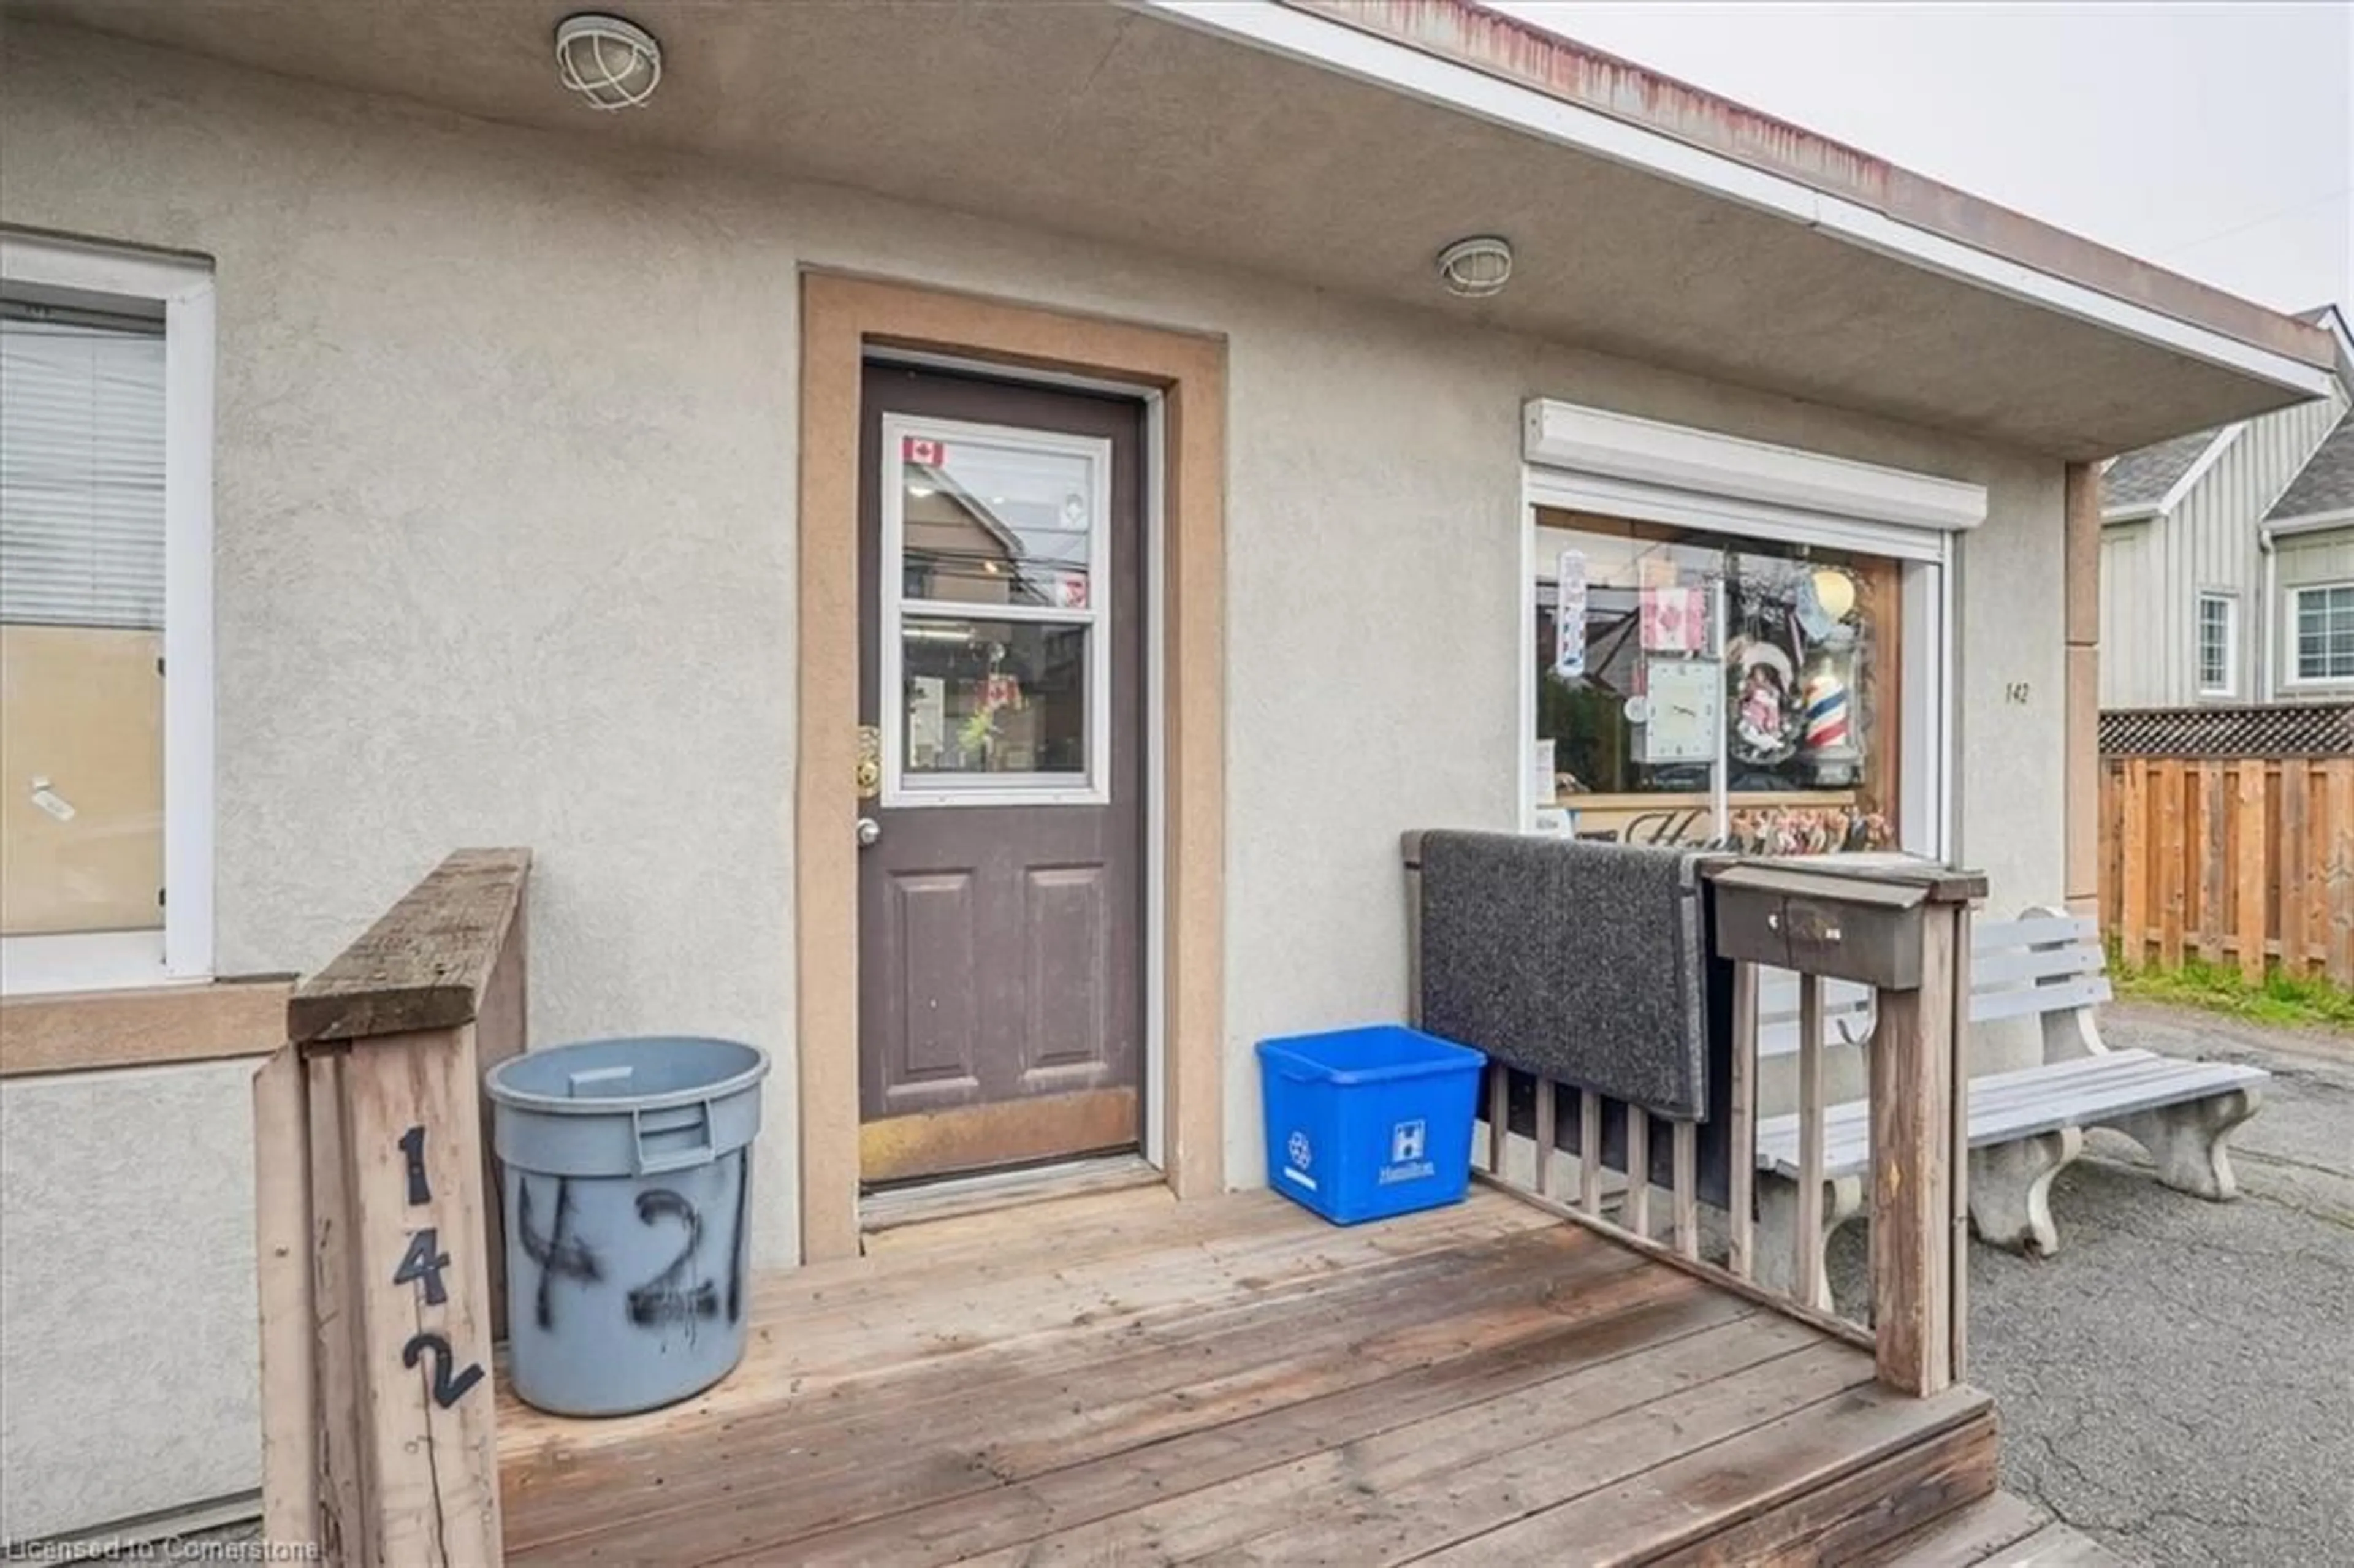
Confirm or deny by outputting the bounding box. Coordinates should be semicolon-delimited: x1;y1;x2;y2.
0;310;167;630
0;234;213;995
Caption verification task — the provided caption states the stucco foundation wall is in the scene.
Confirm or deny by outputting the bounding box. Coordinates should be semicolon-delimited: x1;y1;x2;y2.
0;1062;259;1542
1;23;2067;1532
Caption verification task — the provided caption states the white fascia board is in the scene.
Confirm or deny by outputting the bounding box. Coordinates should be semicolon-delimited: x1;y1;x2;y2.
2101;504;2160;525
2263;506;2354;541
2312;305;2354;381
1132;1;2337;402
1523;398;1987;532
2149;423;2245;518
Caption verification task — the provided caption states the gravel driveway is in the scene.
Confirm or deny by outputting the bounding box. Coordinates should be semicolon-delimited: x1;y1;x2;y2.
1833;1003;2353;1567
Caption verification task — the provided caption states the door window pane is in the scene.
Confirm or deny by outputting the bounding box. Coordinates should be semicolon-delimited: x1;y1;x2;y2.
901;618;1089;777
1532;511;1901;854
901;434;1095;610
1;311;166;936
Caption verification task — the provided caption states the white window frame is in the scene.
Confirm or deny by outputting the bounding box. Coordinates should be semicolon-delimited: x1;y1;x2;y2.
0;232;215;995
1520;399;1983;862
2285;580;2354;687
877;411;1113;809
2195;590;2238;698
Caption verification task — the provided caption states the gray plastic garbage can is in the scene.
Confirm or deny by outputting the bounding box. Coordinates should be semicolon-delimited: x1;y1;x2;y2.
484;1036;769;1417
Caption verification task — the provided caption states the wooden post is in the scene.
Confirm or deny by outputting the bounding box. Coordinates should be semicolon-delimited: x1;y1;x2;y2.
1486;1068;1509;1175
1577;1089;1602;1215
1670;1121;1699;1260
1726;960;1756;1281
1705;857;1980;1398
1623;1104;1650;1241
305;1047;367;1561
1947;905;1973;1383
1533;1078;1558;1198
1794;975;1827;1311
253;1046;318;1556
474;896;528;1341
257;848;530;1566
335;1030;503;1566
1870;902;1965;1398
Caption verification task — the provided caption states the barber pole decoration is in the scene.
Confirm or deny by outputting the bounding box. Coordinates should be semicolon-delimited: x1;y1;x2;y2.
1799;652;1862;788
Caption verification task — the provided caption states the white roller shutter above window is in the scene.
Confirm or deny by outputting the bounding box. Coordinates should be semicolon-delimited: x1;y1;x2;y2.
0;312;167;630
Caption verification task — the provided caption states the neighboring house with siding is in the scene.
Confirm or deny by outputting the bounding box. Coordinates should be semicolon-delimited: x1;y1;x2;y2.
2264;411;2354;699
2100;306;2353;706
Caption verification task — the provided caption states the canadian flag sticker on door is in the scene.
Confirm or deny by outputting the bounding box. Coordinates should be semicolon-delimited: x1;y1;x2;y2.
902;435;947;465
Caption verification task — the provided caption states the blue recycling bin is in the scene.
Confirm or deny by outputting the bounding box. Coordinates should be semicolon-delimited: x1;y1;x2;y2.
1256;1025;1485;1225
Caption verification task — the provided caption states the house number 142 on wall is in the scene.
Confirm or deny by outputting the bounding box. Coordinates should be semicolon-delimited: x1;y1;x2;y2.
393;1124;484;1409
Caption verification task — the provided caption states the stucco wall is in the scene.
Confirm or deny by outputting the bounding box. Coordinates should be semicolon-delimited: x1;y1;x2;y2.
0;1062;260;1540
0;22;2069;1537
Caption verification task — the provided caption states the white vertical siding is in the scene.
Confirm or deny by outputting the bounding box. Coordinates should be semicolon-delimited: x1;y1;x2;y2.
2099;519;2165;705
2279;530;2354;587
2099;389;2347;707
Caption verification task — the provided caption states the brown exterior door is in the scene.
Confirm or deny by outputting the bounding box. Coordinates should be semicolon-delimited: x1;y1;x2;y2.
856;364;1145;1186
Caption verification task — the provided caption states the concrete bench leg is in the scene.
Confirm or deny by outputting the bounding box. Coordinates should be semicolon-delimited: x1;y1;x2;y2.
1752;1171;1864;1306
1967;1126;2081;1256
2096;1088;2260;1202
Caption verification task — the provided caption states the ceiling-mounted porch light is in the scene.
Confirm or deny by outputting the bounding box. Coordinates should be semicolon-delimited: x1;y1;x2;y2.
555;13;663;111
1436;235;1514;299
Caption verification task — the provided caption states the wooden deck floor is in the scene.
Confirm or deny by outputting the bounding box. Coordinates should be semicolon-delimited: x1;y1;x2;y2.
497;1185;1995;1565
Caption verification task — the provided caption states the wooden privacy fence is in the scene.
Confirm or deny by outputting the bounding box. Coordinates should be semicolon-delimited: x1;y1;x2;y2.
2100;756;2354;985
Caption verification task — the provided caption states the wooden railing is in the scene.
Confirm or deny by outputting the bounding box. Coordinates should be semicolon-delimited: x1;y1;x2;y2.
253;848;529;1566
2101;754;2354;984
1410;845;1976;1399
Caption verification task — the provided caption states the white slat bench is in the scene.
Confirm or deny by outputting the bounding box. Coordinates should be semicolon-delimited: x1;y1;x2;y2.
1757;975;1875;1056
1750;907;2269;1303
1754;908;2119;1064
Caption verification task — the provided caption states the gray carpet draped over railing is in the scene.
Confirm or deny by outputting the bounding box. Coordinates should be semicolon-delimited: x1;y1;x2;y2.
1417;830;1712;1120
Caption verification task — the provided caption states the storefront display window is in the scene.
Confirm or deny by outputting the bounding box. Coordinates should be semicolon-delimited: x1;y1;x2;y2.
1531;509;1900;853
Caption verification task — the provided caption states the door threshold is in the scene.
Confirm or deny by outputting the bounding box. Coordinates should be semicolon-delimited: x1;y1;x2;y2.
859;1152;1162;1237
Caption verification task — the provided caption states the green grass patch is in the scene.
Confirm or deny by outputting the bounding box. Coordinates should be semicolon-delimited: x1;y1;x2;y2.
2110;951;2354;1031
